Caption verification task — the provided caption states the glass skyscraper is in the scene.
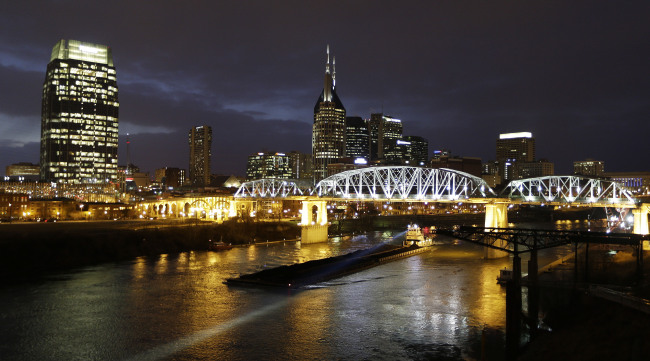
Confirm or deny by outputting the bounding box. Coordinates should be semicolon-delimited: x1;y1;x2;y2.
40;39;119;184
345;116;369;160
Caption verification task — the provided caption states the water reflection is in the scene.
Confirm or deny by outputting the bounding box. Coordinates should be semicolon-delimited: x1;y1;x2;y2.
0;225;577;360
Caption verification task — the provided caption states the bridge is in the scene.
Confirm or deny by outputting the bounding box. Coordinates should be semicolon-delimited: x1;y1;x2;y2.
137;166;649;250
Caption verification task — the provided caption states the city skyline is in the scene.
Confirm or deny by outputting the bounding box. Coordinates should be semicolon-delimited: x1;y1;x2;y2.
1;1;648;177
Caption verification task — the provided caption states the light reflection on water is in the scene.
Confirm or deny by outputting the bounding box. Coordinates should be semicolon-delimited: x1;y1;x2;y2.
0;224;582;360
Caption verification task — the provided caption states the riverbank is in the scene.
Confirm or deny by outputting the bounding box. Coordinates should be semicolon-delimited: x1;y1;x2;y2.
0;219;300;281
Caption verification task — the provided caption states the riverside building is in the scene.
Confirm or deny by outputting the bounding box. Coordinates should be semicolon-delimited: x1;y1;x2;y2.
40;39;119;184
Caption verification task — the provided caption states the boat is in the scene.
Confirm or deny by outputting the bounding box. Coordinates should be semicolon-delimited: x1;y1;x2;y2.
403;224;434;247
209;240;233;251
496;268;513;285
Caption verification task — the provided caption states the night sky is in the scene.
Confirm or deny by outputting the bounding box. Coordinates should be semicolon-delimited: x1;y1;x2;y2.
1;1;648;177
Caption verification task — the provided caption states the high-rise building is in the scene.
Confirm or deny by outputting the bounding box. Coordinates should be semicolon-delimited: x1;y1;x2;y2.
400;135;429;165
288;151;313;180
313;46;346;183
574;159;605;177
246;152;292;180
345;116;369;160
369;113;403;162
40;39;119;184
188;126;212;187
496;132;535;181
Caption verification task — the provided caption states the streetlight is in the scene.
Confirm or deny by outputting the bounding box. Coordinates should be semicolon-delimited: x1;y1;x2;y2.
8;203;11;224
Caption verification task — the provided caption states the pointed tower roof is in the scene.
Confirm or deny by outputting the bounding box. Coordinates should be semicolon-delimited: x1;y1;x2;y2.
314;45;344;112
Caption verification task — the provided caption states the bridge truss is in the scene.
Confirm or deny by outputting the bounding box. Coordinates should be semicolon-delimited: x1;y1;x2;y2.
503;176;635;206
314;166;495;201
234;179;311;198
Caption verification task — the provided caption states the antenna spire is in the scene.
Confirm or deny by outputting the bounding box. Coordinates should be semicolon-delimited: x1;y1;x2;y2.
332;56;336;88
326;44;330;74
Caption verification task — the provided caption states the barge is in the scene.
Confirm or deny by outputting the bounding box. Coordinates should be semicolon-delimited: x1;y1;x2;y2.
226;242;432;290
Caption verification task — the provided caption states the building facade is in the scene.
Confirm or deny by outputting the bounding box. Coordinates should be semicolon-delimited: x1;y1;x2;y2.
345;116;369;160
369;113;403;162
574;159;605;177
246;152;292;180
514;160;555;179
496;132;535;181
188;126;212;187
40;39;119;184
288;151;313;181
313;46;346;183
400;135;429;166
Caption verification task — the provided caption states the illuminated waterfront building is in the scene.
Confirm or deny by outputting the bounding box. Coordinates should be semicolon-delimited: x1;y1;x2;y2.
345;116;369;160
574;159;605;177
246;152;292;180
313;45;346;183
40;39;119;184
496;132;535;181
188;126;212;187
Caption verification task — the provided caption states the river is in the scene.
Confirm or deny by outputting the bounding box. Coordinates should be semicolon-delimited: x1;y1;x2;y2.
0;221;599;360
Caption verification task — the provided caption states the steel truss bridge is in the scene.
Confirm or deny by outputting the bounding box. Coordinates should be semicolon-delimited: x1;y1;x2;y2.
235;166;638;207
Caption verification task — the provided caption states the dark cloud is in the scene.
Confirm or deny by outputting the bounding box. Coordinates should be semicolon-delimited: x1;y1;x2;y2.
0;0;648;176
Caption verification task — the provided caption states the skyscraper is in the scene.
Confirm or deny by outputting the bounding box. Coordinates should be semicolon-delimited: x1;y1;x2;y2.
369;113;403;162
345;116;369;160
400;135;429;165
40;39;119;184
313;45;346;183
189;126;212;187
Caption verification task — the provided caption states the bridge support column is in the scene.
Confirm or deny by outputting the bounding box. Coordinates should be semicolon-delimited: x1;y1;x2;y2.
484;203;509;258
300;200;328;244
632;205;649;250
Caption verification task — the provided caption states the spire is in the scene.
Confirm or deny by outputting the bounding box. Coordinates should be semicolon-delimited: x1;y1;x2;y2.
326;44;330;74
333;56;336;88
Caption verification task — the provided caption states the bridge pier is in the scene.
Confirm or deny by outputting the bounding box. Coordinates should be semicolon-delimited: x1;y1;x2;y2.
632;204;649;250
300;200;328;244
484;203;510;258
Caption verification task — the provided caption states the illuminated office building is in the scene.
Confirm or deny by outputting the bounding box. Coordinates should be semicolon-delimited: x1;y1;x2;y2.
369;113;403;162
496;132;535;181
345;116;369;160
189;126;212;187
40;39;119;184
574;159;604;177
313;45;346;183
246;152;292;180
400;135;429;165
